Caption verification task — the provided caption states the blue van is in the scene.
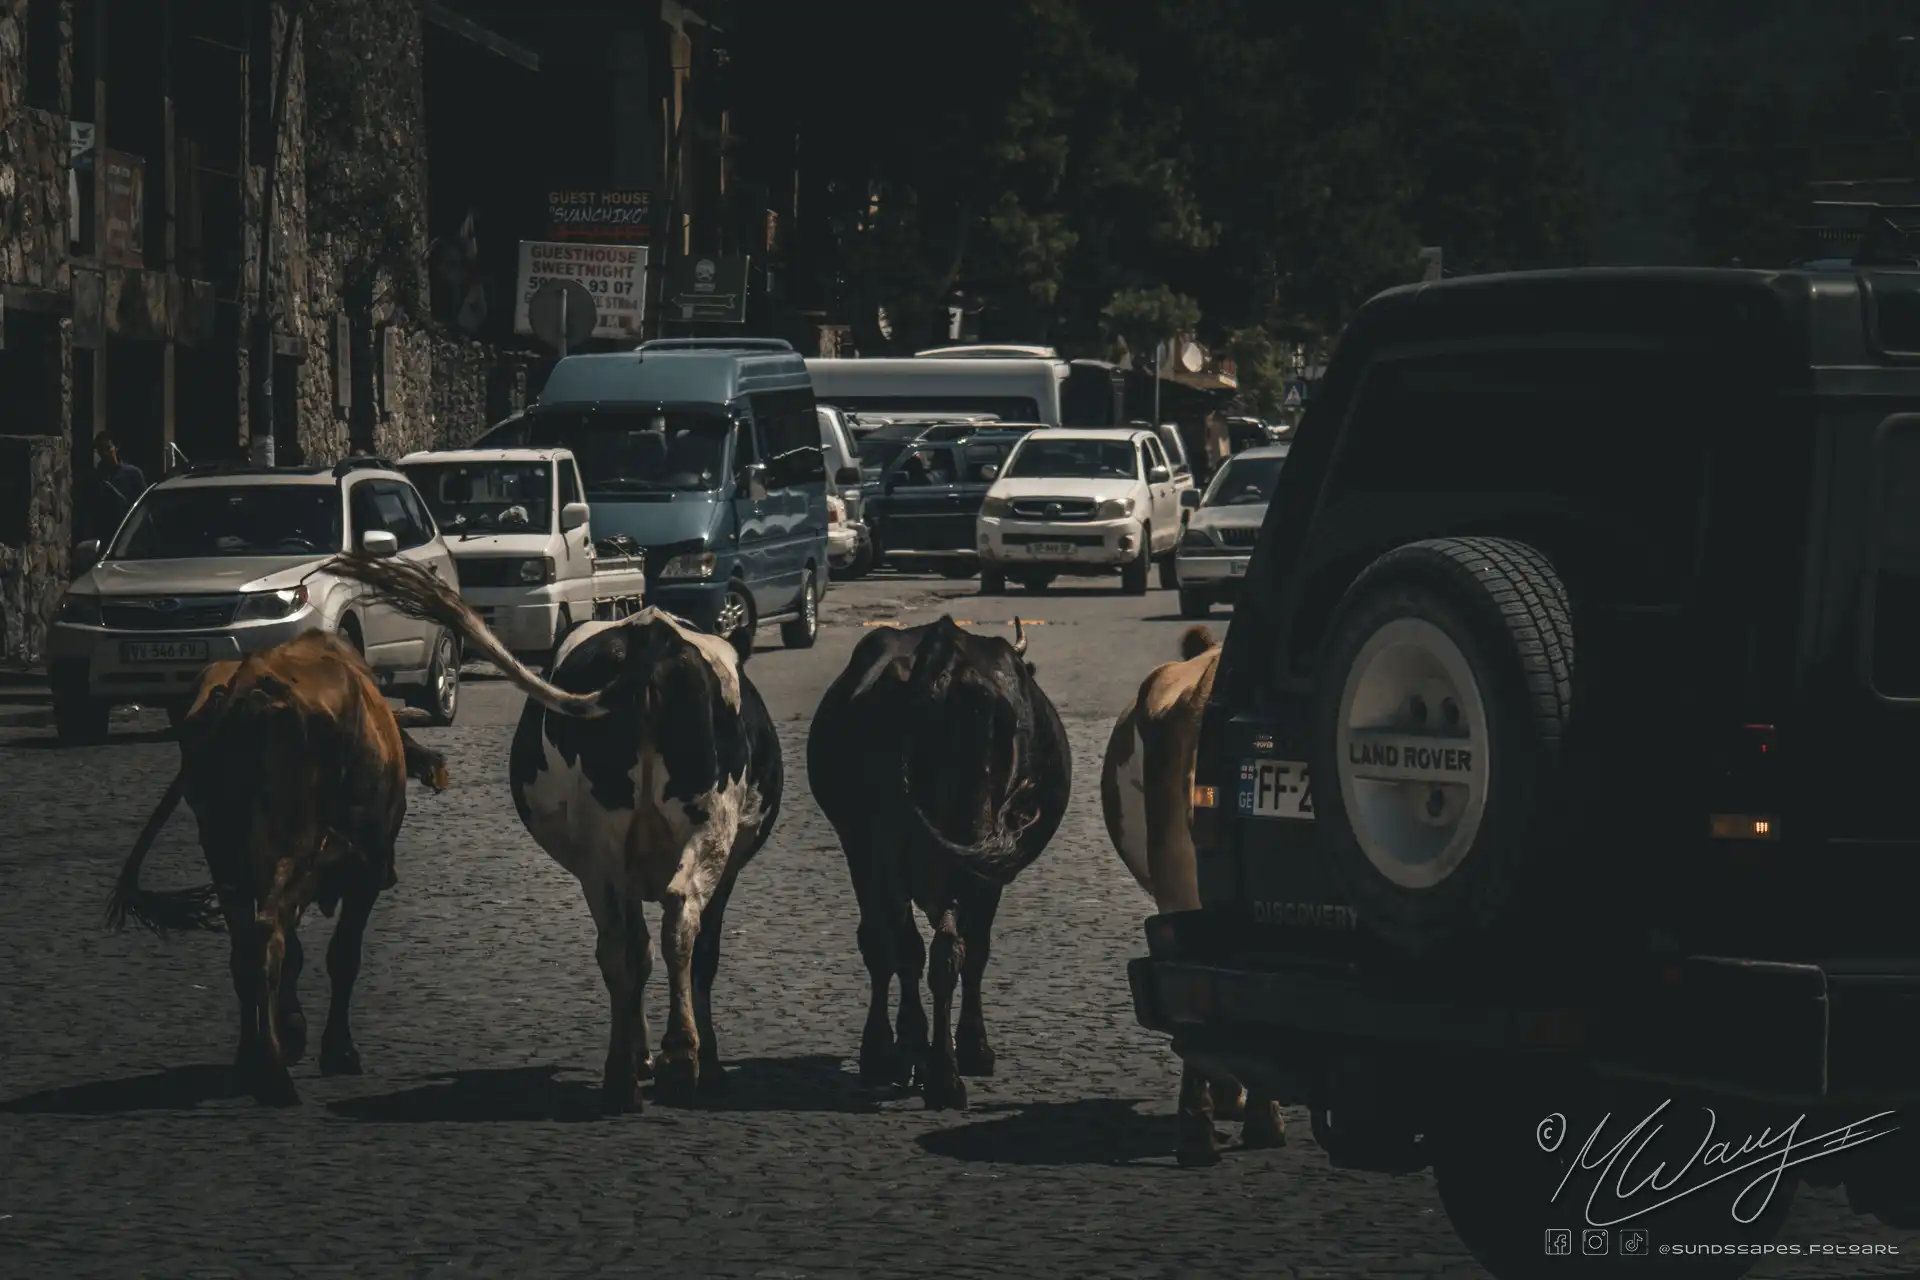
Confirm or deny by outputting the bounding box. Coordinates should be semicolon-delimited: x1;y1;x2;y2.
483;338;830;662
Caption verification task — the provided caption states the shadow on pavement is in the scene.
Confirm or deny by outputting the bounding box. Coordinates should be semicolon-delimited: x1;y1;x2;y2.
649;1053;882;1115
0;1063;244;1114
915;1097;1176;1166
327;1065;604;1123
0;727;177;751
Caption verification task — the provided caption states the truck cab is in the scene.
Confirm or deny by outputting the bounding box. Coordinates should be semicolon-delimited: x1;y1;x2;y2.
399;446;645;667
1128;266;1920;1276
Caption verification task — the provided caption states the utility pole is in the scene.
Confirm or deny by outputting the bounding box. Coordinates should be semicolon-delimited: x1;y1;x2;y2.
251;0;305;465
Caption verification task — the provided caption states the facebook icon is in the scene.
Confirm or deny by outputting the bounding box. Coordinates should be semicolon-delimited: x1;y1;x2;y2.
1544;1228;1573;1256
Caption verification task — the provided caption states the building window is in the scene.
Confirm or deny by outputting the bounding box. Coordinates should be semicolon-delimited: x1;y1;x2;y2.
25;0;64;112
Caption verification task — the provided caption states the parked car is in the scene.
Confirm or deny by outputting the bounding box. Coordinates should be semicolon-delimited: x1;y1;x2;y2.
48;456;464;743
818;404;873;579
1127;265;1920;1277
864;426;1032;578
1173;444;1288;617
398;447;647;669
975;426;1183;595
826;493;859;570
518;338;828;663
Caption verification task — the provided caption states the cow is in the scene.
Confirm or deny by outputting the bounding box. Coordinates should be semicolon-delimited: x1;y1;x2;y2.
1101;625;1287;1166
809;615;1071;1110
321;551;781;1113
105;629;451;1106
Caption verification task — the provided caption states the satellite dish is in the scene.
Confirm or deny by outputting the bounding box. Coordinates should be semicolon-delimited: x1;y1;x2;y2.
1179;341;1205;374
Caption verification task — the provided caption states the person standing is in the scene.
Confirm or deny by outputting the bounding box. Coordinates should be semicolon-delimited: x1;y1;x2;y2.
91;432;148;545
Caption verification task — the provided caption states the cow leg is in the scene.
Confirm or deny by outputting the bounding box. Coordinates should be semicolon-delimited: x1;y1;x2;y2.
655;885;708;1099
1241;1088;1287;1149
954;881;1001;1077
921;904;967;1111
319;876;378;1077
1177;1061;1223;1167
690;874;737;1092
891;913;929;1088
216;882;262;1080
253;896;301;1107
277;927;309;1066
583;874;643;1114
628;897;655;1085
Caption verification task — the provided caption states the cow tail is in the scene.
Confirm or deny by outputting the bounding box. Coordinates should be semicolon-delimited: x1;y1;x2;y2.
400;730;451;792
104;773;223;934
320;552;609;719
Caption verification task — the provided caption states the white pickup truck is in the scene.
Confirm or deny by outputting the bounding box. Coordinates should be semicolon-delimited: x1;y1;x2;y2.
399;447;647;667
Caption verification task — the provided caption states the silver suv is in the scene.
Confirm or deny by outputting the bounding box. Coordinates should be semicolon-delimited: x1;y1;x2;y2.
48;457;463;743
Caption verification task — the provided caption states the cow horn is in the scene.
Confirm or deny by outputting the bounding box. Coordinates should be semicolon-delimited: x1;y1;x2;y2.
1012;615;1028;656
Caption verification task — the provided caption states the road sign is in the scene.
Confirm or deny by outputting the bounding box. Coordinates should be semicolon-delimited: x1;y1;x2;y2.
514;240;648;344
1283;383;1303;409
528;279;596;354
665;253;749;324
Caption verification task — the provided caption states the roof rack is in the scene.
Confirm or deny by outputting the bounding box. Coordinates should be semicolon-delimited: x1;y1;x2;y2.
633;338;795;353
332;455;398;478
180;461;288;477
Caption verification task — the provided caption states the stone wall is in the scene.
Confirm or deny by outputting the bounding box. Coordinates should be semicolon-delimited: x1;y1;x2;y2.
0;432;71;664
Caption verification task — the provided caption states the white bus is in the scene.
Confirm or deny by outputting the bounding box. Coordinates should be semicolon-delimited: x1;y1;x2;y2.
805;352;1124;429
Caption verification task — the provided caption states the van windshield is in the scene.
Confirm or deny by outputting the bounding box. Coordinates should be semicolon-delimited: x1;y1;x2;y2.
527;409;731;496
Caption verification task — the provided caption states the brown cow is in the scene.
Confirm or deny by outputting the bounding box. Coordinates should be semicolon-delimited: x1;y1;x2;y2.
105;630;449;1106
1101;625;1286;1165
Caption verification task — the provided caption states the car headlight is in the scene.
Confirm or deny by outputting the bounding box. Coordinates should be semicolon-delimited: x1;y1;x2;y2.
980;496;1013;518
518;556;557;585
1181;527;1213;550
1097;497;1136;520
56;592;102;625
235;584;310;621
660;550;717;580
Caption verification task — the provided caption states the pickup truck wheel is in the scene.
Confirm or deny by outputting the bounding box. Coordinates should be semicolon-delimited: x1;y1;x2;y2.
979;566;1006;595
1434;1077;1795;1278
717;580;756;664
780;578;819;649
1158;551;1180;590
1121;528;1151;595
1311;537;1573;953
1178;588;1210;619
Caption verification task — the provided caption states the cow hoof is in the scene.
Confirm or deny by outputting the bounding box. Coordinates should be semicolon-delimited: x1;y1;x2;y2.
319;1042;363;1077
1241;1103;1287;1150
697;1062;729;1094
955;1038;996;1078
635;1051;656;1082
601;1076;643;1115
1177;1108;1223;1167
654;1050;700;1099
279;1013;309;1066
922;1073;968;1112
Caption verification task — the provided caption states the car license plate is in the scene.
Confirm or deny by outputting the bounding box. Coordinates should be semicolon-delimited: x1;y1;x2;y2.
1229;560;1247;576
1032;541;1076;556
1238;758;1314;821
122;640;210;664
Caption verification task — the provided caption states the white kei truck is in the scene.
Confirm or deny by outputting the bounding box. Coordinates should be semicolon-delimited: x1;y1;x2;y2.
398;447;647;668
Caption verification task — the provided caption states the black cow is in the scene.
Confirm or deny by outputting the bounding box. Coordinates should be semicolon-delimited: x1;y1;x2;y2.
323;552;782;1112
808;615;1071;1110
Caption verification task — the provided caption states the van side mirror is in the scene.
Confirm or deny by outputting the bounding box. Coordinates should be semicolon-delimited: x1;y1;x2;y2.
361;529;400;557
1149;465;1172;484
1180;489;1201;511
560;502;590;532
72;539;102;575
834;464;861;486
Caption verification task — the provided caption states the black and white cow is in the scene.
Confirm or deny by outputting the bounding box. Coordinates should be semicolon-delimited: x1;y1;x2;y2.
324;552;782;1112
808;615;1071;1110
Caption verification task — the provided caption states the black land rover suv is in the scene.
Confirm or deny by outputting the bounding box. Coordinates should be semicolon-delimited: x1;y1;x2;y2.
1128;267;1920;1278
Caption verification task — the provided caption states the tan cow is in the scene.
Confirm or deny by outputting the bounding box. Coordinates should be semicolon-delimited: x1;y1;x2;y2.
1102;625;1286;1166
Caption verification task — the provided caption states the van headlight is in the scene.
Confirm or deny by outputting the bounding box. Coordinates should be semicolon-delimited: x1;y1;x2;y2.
660;550;716;580
980;496;1013;518
235;584;310;621
1097;497;1136;520
56;592;102;625
518;556;557;584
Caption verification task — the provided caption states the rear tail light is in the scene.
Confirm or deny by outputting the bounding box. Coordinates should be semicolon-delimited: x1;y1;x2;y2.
1708;813;1781;841
1192;784;1217;809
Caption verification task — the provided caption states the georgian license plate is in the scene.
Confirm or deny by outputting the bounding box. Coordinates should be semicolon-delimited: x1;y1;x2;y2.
1032;541;1076;556
122;640;210;663
1238;758;1315;821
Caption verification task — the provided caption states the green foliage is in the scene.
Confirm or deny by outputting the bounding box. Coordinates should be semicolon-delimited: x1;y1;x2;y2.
1100;286;1202;361
1223;327;1292;420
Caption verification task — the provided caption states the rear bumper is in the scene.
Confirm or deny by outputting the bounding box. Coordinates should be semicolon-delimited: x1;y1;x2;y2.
1128;928;1920;1108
